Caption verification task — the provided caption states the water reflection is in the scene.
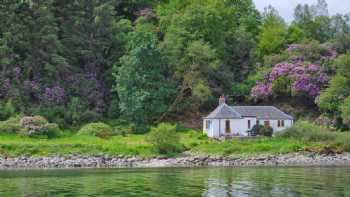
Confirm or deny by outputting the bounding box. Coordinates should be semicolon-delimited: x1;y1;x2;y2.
0;167;349;196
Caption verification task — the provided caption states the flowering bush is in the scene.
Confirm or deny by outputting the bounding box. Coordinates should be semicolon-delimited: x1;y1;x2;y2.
43;86;66;104
250;82;272;99
20;116;61;139
251;62;328;100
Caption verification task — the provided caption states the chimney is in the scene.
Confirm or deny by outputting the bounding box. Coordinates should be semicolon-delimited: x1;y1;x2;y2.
219;95;226;105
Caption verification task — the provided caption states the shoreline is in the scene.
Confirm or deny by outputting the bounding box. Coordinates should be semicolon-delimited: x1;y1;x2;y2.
1;152;350;169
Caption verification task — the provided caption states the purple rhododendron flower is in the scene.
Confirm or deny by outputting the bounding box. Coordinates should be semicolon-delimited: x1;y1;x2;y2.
0;78;11;97
13;67;21;78
251;61;328;100
43;86;65;104
251;82;272;99
286;44;299;52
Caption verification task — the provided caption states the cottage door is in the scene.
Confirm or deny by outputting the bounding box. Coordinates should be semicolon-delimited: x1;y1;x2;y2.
225;120;231;134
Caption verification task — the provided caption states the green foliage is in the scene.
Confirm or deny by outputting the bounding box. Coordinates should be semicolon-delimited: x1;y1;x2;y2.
115;19;175;125
318;53;350;118
341;97;350;125
0;116;22;134
248;124;263;136
258;6;288;56
0;100;16;121
260;126;274;137
335;52;350;77
146;123;182;154
277;121;350;152
318;75;350;113
247;124;273;137
272;76;291;96
232;68;266;101
1;0;350;129
277;121;337;142
286;24;308;43
78;123;113;139
64;97;86;125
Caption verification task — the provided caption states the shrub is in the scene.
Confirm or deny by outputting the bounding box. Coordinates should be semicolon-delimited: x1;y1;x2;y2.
248;125;263;136
341;96;350;126
78;122;113;139
20;116;62;139
0;100;16;121
146;123;182;154
260;126;273;137
124;123;150;134
0;116;22;134
197;133;209;140
247;125;273;137
277;121;337;142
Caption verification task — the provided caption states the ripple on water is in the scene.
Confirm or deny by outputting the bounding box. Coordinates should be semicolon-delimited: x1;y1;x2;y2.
0;167;350;197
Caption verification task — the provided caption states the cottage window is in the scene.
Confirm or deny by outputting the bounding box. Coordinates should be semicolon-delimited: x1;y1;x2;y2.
248;120;251;129
264;121;270;127
225;120;231;133
206;120;211;129
256;120;260;125
278;120;285;127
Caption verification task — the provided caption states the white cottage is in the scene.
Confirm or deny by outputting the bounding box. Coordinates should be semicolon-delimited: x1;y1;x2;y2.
203;96;293;138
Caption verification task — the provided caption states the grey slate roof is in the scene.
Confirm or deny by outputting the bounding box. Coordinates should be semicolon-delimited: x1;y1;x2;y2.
205;105;293;120
205;103;242;119
232;106;293;120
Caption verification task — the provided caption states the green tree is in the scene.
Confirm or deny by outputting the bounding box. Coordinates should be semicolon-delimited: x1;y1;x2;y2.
1;0;67;80
318;53;350;115
157;0;259;117
115;18;174;125
341;97;350;126
258;6;287;57
146;123;181;154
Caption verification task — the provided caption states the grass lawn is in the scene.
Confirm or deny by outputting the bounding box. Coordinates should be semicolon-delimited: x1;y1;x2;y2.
0;130;328;157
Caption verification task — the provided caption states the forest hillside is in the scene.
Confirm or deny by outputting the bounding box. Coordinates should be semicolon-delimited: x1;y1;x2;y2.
1;0;350;131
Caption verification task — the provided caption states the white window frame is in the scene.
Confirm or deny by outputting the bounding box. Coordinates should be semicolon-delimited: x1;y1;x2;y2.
206;120;211;130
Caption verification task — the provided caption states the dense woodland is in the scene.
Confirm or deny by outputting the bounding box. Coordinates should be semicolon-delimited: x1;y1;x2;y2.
1;0;350;132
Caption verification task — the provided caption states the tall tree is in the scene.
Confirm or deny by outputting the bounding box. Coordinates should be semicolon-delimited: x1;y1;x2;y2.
258;6;287;57
114;18;174;125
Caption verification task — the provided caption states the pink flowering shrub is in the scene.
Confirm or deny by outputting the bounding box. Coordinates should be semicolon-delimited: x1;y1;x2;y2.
251;62;328;100
251;82;272;99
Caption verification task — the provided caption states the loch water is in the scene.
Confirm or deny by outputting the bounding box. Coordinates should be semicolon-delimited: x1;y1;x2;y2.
0;167;349;196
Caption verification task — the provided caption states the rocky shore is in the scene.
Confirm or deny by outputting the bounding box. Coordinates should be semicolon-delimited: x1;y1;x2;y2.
1;152;350;169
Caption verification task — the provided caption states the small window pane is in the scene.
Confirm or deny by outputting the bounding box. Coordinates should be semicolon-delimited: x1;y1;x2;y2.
206;120;211;129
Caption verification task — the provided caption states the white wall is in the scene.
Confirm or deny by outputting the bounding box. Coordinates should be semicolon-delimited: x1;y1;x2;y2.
217;118;255;136
203;119;220;137
257;119;293;133
203;118;293;138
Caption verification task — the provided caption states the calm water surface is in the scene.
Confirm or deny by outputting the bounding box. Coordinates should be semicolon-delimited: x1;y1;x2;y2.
0;167;349;196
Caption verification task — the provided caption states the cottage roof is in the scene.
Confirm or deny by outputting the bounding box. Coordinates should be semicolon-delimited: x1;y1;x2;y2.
205;105;293;120
205;103;242;119
232;106;293;120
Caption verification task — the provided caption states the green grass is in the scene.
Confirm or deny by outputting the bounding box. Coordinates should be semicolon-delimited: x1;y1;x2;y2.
0;134;155;157
190;137;322;156
0;123;349;157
